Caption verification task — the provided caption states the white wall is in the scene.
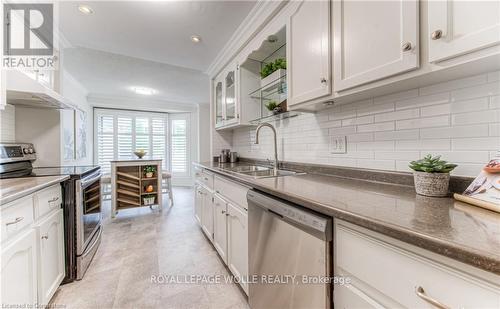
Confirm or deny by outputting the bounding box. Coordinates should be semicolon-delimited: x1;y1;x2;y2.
0;104;15;142
60;69;93;166
231;71;500;177
198;104;211;162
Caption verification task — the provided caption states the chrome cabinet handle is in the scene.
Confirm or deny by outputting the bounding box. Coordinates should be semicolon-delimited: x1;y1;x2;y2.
431;30;443;40
402;42;413;52
204;177;208;181
320;78;327;84
415;286;450;309
49;197;59;203
41;235;49;240
6;217;24;226
221;210;226;214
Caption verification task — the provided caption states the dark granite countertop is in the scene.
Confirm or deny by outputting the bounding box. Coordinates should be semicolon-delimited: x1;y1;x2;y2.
194;161;500;276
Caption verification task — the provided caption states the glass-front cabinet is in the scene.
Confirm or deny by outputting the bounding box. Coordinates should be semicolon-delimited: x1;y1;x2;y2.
224;69;237;124
214;77;224;128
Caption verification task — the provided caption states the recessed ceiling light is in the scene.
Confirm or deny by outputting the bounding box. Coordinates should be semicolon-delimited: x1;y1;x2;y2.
78;5;93;15
191;35;201;43
131;87;156;95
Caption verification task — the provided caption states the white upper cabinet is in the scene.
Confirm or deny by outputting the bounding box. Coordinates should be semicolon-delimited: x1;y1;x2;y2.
214;76;224;128
428;0;500;63
288;0;331;106
333;0;419;91
224;67;238;125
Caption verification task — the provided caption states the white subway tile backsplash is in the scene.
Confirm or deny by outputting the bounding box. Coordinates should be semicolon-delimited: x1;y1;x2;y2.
451;110;499;125
420;124;489;139
395;92;450;110
396;115;450;130
358;121;395;133
230;71;500;176
374;109;419;122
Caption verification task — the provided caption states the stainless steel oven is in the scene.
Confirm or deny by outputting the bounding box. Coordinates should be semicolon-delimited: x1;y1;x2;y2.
75;169;102;279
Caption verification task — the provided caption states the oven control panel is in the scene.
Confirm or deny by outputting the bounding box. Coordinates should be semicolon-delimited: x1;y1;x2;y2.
0;143;36;163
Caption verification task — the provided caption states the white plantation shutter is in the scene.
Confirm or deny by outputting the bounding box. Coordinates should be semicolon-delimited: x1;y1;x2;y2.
170;114;190;176
97;115;114;174
94;109;174;174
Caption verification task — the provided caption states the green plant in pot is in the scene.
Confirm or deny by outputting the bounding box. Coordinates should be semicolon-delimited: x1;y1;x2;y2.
265;100;283;115
143;165;156;178
260;58;287;78
409;154;457;197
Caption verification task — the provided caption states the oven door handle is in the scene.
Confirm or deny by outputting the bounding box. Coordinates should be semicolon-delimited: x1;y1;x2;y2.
81;171;101;188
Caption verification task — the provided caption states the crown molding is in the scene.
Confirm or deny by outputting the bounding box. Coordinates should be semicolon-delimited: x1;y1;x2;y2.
204;0;288;78
87;94;198;113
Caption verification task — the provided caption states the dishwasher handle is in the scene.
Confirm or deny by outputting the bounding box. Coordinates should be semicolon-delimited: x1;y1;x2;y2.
247;190;332;241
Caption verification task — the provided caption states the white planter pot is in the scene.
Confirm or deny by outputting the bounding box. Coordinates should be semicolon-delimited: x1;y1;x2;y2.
261;69;286;88
143;196;155;205
145;172;154;178
413;171;450;197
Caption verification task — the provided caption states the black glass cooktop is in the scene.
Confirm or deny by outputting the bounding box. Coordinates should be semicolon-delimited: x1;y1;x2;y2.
0;165;100;179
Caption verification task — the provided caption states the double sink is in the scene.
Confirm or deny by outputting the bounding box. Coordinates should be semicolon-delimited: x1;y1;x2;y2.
222;165;304;179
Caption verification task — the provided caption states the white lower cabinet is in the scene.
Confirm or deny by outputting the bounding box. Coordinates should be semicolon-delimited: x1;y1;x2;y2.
226;202;248;294
36;209;65;305
1;229;38;307
335;220;500;308
200;186;214;240
194;185;203;224
213;194;228;263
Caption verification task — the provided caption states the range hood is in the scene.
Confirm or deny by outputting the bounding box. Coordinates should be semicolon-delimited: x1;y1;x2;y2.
6;70;75;110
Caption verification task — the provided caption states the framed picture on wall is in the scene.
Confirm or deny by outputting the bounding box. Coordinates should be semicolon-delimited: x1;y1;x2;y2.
62;109;75;161
76;109;87;159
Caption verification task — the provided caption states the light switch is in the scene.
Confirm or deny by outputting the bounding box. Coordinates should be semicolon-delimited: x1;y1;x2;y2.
331;136;347;154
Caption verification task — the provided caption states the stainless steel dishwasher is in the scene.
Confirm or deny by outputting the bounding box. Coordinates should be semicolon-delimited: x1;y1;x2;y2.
247;190;333;309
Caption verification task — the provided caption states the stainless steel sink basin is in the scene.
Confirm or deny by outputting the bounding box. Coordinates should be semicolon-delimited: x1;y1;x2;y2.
226;165;271;173
223;165;304;178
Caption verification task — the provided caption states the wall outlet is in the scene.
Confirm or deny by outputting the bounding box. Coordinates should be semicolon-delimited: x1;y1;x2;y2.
331;136;347;154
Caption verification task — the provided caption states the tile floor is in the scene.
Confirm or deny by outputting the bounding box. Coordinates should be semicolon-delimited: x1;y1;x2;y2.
51;187;249;309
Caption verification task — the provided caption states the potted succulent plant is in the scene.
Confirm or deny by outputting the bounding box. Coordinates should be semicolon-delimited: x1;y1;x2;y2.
265;100;282;115
143;194;156;206
409;154;457;197
143;165;156;178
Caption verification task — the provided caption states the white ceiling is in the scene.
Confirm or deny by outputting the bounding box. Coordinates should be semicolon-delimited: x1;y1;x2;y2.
62;47;210;105
59;1;256;72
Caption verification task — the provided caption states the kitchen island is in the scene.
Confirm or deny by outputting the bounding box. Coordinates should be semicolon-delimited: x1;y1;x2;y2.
111;159;162;218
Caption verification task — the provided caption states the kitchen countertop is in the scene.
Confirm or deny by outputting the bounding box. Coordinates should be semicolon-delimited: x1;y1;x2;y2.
0;175;70;205
195;162;500;275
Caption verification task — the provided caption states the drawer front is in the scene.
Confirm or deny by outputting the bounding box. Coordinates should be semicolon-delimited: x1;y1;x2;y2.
335;221;500;308
194;166;203;182
34;184;62;220
199;170;214;189
214;175;249;210
1;195;35;242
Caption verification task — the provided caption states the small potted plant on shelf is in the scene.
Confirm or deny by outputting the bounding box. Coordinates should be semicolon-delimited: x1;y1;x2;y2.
143;165;156;178
143;194;155;206
265;100;283;115
260;58;286;88
409;154;458;197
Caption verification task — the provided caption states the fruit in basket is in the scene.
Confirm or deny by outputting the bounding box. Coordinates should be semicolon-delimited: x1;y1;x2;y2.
145;185;154;193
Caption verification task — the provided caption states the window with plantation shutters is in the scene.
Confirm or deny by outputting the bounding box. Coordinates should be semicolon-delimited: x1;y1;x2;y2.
171;116;189;175
94;109;173;174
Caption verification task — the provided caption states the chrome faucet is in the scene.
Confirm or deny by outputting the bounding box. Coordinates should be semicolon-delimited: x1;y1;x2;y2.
255;122;279;172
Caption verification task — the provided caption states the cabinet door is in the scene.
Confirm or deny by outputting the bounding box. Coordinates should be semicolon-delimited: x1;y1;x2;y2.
1;229;37;307
224;67;238;124
213;194;228;263
227;203;248;294
428;1;500;62
194;185;202;225
333;0;419;91
214;79;224;127
37;209;65;305
288;0;331;106
201;188;214;240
